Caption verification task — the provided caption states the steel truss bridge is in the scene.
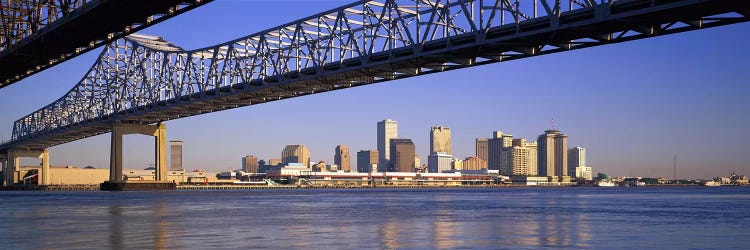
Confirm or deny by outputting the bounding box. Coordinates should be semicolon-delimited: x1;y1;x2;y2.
1;0;749;152
0;0;212;89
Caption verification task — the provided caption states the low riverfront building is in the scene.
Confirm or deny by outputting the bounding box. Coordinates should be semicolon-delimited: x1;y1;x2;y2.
11;166;231;186
510;176;576;186
266;164;499;186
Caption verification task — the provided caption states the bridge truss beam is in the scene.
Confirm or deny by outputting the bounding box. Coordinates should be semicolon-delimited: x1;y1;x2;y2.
0;0;212;89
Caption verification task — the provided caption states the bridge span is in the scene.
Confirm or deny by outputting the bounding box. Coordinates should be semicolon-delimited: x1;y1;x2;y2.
0;0;212;89
0;0;748;188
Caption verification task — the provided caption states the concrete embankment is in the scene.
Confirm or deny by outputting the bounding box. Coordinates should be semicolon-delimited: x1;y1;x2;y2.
176;184;514;190
6;184;732;191
0;185;100;191
2;184;520;191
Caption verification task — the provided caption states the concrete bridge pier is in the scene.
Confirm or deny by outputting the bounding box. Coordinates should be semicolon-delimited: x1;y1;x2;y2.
102;122;174;191
2;149;49;186
0;154;7;186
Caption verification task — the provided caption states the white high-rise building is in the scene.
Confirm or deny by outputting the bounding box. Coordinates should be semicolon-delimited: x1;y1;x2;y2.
377;119;398;171
428;152;453;173
568;147;586;177
576;166;593;181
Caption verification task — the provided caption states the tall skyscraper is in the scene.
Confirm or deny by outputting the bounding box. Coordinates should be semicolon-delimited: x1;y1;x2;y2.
499;133;514;176
281;144;311;168
242;155;259;173
169;141;183;171
537;130;568;178
389;138;415;172
335;145;351;172
377;119;398;171
430;126;451;155
568;147;586;177
428;152;453;173
508;139;538;176
488;131;512;172
524;140;538;175
357;150;378;173
488;132;502;171
475;138;488;167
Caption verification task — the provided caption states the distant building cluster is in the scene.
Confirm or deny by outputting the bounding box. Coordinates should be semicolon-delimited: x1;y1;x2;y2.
10;119;750;188
229;119;592;184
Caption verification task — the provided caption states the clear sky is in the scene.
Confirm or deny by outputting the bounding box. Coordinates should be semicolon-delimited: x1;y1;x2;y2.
1;0;748;178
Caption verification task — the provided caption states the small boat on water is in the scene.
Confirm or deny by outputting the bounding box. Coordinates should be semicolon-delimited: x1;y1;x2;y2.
703;181;721;187
597;180;616;187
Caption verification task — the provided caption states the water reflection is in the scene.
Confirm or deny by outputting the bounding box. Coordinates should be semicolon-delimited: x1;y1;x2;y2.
153;203;168;249
381;218;400;249
528;195;593;247
575;199;593;246
433;209;459;249
0;188;747;249
109;205;123;249
106;200;170;249
514;210;541;246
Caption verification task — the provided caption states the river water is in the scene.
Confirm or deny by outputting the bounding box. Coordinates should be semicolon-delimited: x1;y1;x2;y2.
1;187;748;249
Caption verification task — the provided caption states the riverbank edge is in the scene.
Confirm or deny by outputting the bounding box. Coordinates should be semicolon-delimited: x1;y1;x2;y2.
0;183;724;191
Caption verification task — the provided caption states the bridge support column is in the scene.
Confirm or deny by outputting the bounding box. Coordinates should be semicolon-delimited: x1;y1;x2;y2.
154;124;167;182
110;124;123;182
4;149;49;186
0;154;7;186
108;123;168;183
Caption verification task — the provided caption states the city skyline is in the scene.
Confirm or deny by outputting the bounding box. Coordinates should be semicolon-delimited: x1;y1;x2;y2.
0;1;747;249
0;1;747;178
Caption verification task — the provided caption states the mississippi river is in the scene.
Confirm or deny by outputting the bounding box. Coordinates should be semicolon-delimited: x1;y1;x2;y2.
1;187;749;249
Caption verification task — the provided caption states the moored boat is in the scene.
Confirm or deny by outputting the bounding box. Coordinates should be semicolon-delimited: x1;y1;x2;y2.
597;180;616;187
703;181;721;187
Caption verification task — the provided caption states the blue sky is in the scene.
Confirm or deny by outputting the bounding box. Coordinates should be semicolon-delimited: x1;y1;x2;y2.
1;0;748;178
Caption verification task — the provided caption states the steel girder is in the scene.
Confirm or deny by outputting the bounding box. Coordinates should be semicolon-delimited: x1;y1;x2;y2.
1;0;749;152
0;0;212;89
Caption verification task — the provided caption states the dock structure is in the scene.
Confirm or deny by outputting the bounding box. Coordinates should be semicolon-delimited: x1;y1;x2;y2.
101;180;177;191
0;185;99;191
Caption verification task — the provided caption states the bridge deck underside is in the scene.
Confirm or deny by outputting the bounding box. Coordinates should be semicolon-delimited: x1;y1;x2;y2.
0;0;210;89
2;0;749;151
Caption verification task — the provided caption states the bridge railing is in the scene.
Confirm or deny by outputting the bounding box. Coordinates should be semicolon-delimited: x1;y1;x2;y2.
9;0;704;143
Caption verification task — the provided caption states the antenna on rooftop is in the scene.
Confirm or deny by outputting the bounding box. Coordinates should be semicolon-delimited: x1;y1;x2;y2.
551;117;556;130
673;154;677;181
